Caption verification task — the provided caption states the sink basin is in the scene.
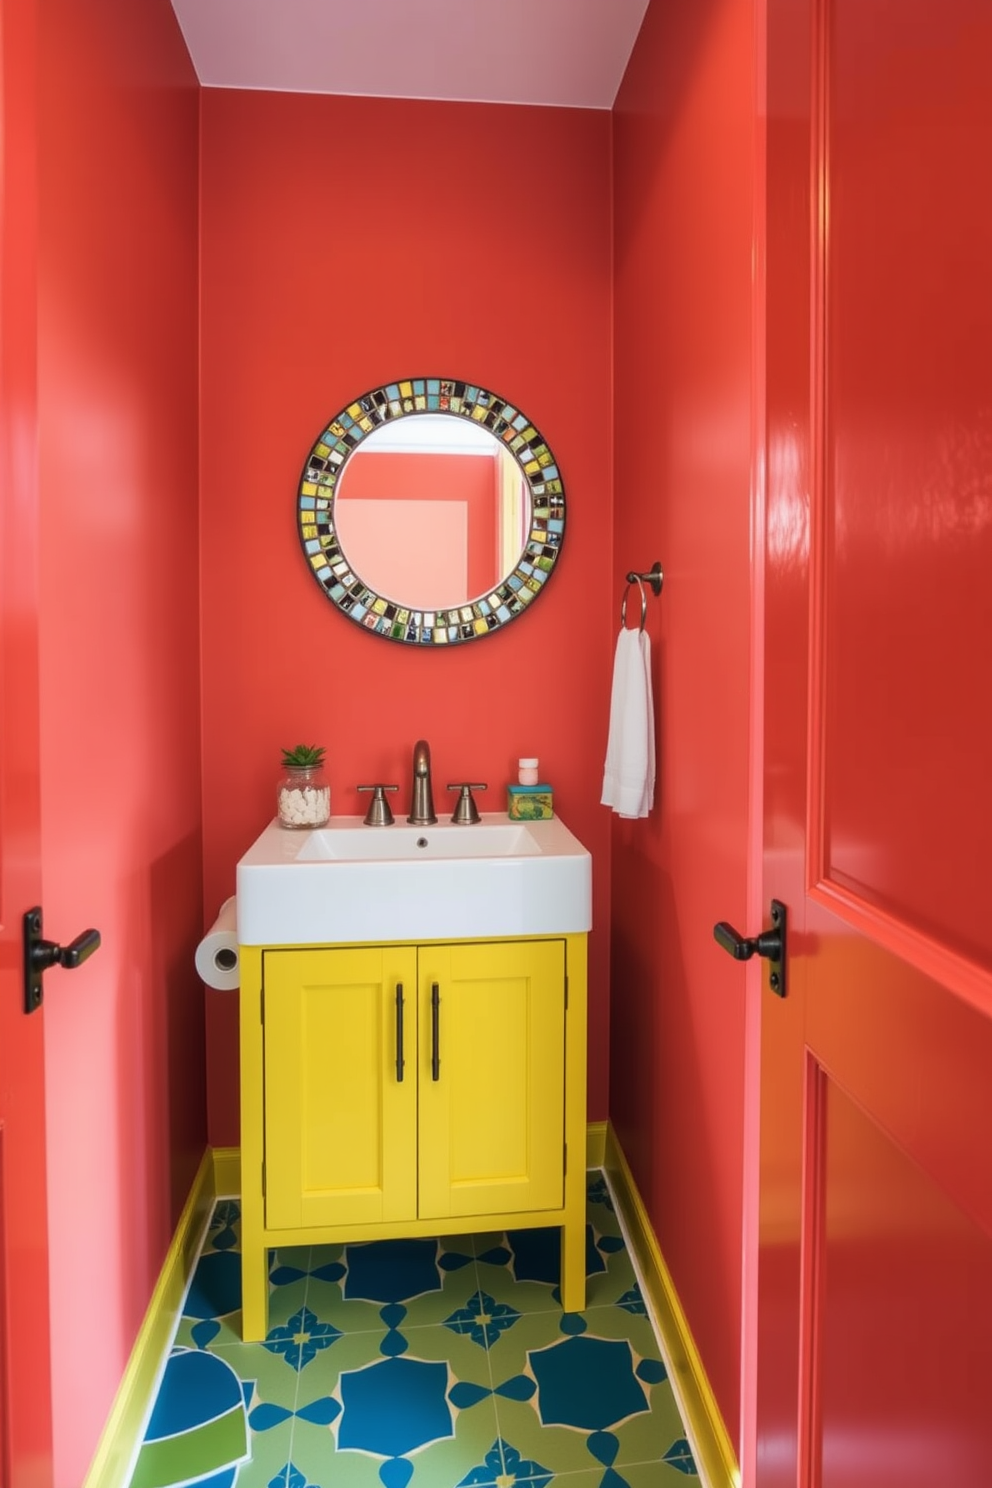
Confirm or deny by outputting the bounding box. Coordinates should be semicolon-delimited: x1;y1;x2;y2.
296;821;540;862
236;812;592;945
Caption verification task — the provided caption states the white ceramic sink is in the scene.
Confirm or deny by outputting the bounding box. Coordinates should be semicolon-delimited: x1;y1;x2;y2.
297;820;542;863
236;812;592;945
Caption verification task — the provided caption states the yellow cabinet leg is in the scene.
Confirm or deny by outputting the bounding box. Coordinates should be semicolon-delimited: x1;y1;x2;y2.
242;1243;269;1342
560;1217;586;1313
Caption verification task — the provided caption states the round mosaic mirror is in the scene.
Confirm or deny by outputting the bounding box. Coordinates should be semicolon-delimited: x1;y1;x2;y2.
297;378;565;645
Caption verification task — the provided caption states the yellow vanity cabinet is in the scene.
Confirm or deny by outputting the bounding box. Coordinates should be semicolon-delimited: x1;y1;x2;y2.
262;943;419;1231
415;939;565;1220
238;933;587;1341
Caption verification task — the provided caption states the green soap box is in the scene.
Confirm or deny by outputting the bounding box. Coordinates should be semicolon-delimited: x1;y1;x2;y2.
507;784;554;820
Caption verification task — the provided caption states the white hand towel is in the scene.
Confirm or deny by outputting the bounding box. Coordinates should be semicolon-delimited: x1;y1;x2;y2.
601;626;656;818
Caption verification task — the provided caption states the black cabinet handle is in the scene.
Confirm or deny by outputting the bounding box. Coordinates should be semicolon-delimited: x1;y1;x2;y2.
395;984;405;1081
431;981;440;1081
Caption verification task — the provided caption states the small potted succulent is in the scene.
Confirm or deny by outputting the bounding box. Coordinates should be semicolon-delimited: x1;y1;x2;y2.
277;743;330;828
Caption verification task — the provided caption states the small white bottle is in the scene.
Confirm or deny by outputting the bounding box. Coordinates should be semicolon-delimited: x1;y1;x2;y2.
518;757;540;786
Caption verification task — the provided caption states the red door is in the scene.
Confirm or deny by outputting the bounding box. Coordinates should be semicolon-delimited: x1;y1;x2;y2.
0;0;55;1482
750;0;992;1483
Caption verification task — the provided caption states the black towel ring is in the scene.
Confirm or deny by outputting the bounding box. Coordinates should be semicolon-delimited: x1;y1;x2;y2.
620;576;648;632
620;562;663;632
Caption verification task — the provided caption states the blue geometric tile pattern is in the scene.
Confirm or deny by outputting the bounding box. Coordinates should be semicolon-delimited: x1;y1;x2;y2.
264;1307;341;1370
458;1437;553;1485
444;1290;521;1348
128;1175;698;1488
528;1335;653;1430
343;1238;446;1304
338;1354;453;1462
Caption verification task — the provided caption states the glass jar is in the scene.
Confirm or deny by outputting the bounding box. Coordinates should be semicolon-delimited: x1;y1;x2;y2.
277;762;330;829
518;757;540;786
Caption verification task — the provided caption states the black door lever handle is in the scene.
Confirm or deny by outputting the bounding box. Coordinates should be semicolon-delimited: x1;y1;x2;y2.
713;899;787;997
24;907;101;1013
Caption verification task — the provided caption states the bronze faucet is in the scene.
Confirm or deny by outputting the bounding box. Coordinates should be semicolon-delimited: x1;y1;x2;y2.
408;739;438;825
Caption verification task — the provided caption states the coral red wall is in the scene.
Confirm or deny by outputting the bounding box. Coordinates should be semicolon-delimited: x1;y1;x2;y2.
35;0;202;1481
199;92;614;1144
611;0;756;1451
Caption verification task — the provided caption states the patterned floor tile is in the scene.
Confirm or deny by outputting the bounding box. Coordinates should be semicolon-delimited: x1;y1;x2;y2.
174;1236;313;1351
129;1347;252;1488
486;1311;684;1478
204;1340;306;1409
285;1321;502;1488
473;1219;636;1317
303;1234;483;1338
484;1294;666;1377
129;1172;697;1488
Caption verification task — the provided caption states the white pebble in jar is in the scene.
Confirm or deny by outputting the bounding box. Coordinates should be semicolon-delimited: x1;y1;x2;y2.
277;780;330;827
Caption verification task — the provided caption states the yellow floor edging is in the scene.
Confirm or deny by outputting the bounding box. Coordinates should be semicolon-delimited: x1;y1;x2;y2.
586;1118;607;1169
81;1146;217;1488
603;1124;740;1488
212;1144;241;1197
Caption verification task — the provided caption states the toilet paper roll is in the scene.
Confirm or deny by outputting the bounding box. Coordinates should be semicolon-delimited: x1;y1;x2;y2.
195;896;239;990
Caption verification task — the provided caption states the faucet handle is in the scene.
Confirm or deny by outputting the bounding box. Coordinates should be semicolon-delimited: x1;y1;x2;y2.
357;783;398;826
446;782;487;825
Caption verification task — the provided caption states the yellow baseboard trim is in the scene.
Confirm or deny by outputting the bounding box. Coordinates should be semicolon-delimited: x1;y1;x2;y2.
604;1124;740;1488
81;1147;218;1488
586;1119;607;1169
212;1144;241;1197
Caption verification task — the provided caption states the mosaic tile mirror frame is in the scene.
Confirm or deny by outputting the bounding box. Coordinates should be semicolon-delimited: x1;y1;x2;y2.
297;379;566;646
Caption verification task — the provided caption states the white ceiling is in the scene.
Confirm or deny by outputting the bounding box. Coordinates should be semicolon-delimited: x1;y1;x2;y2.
168;0;650;110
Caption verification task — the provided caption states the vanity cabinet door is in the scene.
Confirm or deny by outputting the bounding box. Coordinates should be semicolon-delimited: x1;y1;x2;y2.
263;945;418;1230
417;939;566;1221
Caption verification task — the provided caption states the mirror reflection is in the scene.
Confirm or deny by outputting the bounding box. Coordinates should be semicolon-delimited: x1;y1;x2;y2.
297;378;565;647
333;415;532;612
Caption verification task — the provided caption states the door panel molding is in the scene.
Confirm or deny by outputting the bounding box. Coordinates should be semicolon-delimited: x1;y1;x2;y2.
805;0;831;926
807;878;991;1017
817;1073;992;1483
798;1056;827;1488
806;0;992;1012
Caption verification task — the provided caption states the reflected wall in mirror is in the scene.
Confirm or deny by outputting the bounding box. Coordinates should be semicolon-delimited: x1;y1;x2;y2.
297;378;565;645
